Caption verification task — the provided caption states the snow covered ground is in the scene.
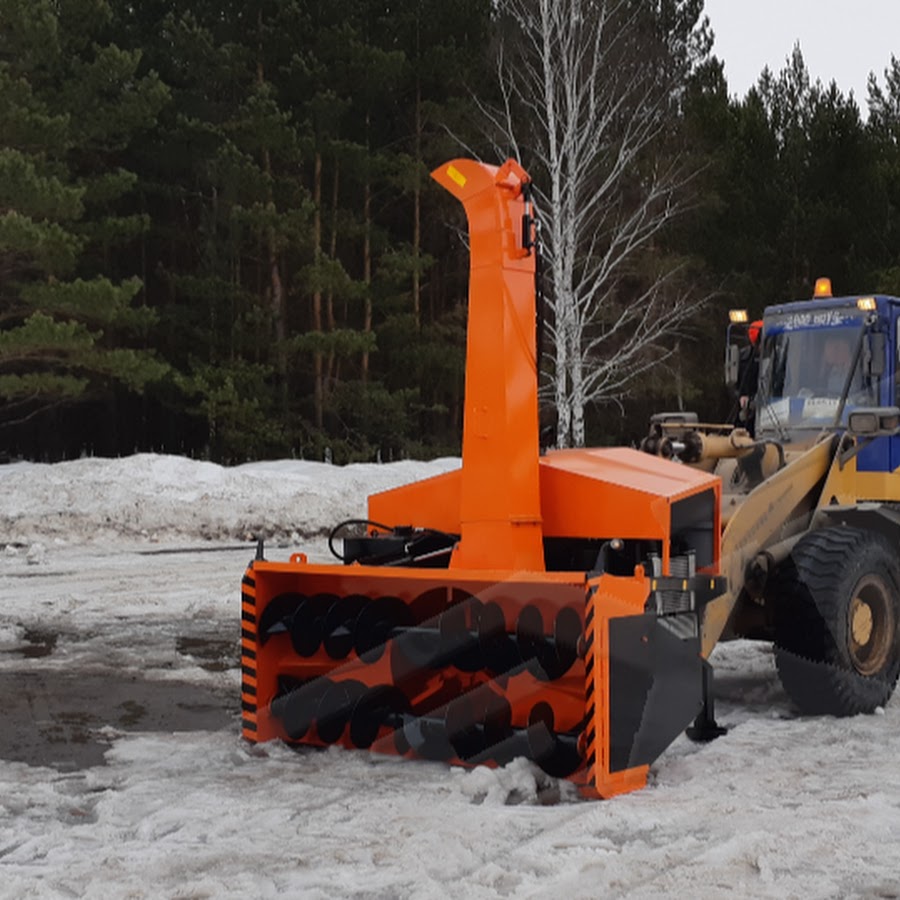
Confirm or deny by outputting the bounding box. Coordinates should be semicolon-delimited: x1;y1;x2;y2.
1;454;899;899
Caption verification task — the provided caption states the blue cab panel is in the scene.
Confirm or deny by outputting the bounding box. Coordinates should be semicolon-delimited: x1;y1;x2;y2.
853;295;900;474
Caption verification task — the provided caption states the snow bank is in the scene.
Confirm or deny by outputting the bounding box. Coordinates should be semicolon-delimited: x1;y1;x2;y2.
2;453;900;897
0;453;460;544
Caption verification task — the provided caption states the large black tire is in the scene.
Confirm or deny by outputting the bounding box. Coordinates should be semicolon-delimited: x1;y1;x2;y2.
773;526;900;716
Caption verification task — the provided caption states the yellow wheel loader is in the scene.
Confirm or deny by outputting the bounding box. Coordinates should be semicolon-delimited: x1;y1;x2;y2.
642;278;900;717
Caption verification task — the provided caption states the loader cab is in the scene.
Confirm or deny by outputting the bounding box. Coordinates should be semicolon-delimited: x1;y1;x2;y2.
755;293;900;466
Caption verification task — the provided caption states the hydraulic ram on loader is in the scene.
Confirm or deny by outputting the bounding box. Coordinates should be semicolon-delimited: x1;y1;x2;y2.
241;158;726;798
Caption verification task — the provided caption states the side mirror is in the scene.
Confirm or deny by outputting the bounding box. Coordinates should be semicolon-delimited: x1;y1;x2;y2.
847;406;900;437
725;344;740;389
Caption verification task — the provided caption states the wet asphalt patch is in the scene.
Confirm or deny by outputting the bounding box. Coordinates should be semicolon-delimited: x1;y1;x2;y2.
0;629;240;771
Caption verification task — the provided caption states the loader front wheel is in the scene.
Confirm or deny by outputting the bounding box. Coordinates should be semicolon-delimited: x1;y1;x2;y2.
773;526;900;716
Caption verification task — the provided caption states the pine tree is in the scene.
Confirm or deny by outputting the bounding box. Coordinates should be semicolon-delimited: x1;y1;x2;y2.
0;0;169;442
102;0;494;461
866;56;900;293
113;1;320;459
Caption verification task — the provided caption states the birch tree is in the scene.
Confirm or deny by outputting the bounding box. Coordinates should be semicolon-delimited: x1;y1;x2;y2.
486;0;711;446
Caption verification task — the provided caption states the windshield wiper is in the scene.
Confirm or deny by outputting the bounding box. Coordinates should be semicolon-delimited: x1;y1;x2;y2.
831;318;869;431
756;358;788;442
760;400;788;442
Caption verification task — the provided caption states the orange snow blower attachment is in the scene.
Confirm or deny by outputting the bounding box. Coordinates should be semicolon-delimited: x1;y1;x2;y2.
241;159;725;798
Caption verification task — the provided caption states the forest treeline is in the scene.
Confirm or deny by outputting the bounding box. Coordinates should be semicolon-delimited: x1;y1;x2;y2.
3;0;900;463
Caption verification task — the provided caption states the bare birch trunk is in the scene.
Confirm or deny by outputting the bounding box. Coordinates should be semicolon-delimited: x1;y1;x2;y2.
486;0;705;446
313;150;324;429
570;324;586;447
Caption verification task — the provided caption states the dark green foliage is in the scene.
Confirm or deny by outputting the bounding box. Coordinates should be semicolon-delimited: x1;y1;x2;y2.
0;0;169;440
655;41;900;438
6;3;900;461
684;43;894;314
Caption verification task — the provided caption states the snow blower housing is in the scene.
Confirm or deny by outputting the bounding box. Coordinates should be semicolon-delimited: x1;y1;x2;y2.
240;159;724;798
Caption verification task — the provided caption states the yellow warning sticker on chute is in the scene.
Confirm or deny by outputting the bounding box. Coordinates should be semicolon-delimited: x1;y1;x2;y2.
446;165;467;187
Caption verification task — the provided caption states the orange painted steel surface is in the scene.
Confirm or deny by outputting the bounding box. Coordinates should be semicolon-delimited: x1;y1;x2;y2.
583;573;653;798
371;446;721;577
407;160;543;572
243;158;723;799
243;558;591;786
540;447;721;575
369;467;462;535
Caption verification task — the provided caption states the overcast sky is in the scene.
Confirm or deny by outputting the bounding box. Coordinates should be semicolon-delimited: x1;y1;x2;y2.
703;0;900;109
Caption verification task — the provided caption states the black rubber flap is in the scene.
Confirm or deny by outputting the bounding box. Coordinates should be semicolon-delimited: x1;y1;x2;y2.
608;613;704;773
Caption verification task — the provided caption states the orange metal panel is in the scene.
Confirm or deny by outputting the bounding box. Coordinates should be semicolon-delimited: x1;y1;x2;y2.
543;446;719;502
368;468;462;534
431;159;544;572
253;558;587;587
540;447;721;572
583;572;652;798
540;456;672;540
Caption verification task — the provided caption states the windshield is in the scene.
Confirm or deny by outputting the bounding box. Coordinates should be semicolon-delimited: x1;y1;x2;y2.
756;321;878;433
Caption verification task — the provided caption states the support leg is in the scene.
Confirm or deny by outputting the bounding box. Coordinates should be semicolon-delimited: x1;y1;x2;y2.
686;660;727;742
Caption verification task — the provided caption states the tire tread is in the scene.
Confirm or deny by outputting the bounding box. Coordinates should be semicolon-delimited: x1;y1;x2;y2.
773;526;900;716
